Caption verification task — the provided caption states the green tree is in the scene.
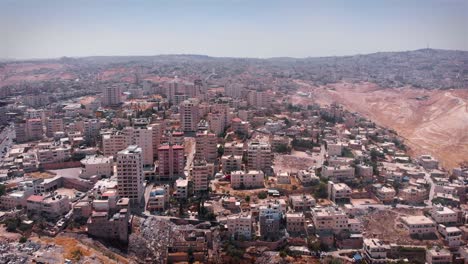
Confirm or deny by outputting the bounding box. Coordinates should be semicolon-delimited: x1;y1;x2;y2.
0;184;5;196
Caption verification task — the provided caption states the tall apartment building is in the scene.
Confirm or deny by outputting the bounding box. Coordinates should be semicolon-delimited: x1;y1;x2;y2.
102;132;129;157
195;131;217;163
46;118;64;137
123;127;154;166
311;206;349;234
102;85;123;106
247;142;273;173
191;160;211;193
180;98;199;132
157;144;185;181
116;146;144;207
148;122;165;159
246;90;272;108
15;118;44;143
221;154;242;173
83;119;102;143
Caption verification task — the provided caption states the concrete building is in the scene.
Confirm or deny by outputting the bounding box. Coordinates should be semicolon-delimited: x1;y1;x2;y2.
401;215;436;235
15;118;44;142
375;186;396;203
123;126;154;166
286;213;305;233
247;90;272;108
37;146;71;164
102;85;122;106
223;141;244;156
426;248;452;264
311;206;348;234
102;132;129;157
419;155;439;170
431;206;458;225
221;154;242;173
180;98;199;132
116;146;144;207
363;238;390;264
328;181;352;203
173;178;188;199
147;185;169;212
195;131;217;163
289;194;316;211
231;117;250;136
157;144;185;181
191;160;211;193
46;118;64;138
259;202;282;240
399;186;429;205
80;155;113;179
27;194;71;219
322;165;355;182
247;141;273;173
226;213;252;240
230;170;264;189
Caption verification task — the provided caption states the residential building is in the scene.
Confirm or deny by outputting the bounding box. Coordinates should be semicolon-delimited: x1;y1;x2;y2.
46;118;64;137
123;126;154;166
116;146;144;207
27;194;71;219
401;215;436;235
259;202;282;240
431;206;458;225
157;144;185;181
147;185;169;212
426;248;452;264
322;165;355;182
102;132;129;157
102;85;122;106
230;170;264;189
363;238;390;264
419;155;439;170
195;131;217;163
289;194;316;211
221;154;242;173
226;213;252;240
247;141;273;173
399;186;429;205
286;213;305;233
80;155;113;179
224;141;244;156
311;206;348;234
191;160;211;193
328;181;352;203
180;98;199;132
173;178;188;199
375;186;396;203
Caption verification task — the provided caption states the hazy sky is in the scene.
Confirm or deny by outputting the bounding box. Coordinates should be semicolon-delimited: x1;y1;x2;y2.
1;0;467;59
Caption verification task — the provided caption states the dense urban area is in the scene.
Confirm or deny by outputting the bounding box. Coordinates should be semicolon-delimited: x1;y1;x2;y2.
0;49;466;264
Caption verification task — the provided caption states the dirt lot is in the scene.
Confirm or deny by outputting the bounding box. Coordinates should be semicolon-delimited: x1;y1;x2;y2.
292;81;468;169
273;151;319;173
360;209;443;247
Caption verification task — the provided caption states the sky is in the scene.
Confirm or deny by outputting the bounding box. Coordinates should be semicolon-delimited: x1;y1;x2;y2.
1;0;467;59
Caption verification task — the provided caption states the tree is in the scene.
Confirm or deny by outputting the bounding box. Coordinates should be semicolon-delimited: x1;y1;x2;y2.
19;236;27;243
245;196;250;203
314;182;328;199
0;184;5;196
257;192;267;199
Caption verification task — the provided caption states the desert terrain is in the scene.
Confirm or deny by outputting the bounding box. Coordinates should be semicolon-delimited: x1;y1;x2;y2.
292;81;468;170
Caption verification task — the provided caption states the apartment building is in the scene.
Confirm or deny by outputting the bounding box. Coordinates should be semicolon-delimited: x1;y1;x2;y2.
195;131;217;163
221;154;242;173
157;144;185;181
123;126;154;166
401;215;436;235
399;186;429;205
286;213;305;233
289;194;316;211
327;141;343;156
363;238;390;264
431;206;458;225
37;146;71;164
102;85;123;106
223;141;244;156
230;170;264;189
46;118;64;137
191;160;211;193
259;202;282;240
311;206;348;234
419;155;439;170
375;186;396;203
247;90;272;108
226;213;252;240
116;146;144;207
27;194;71;219
80;155;113;179
328;181;352;203
173;178;188;199
15;118;44;143
147;185;169;212
247;141;273;173
231;117;250;135
426;248;452;264
102;132;129;157
180;98;200;132
322;165;355;182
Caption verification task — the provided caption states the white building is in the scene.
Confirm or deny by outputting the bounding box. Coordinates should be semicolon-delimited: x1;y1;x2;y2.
247;141;273;173
180;98;200;132
231;170;264;189
116;146;144;207
80;155;113;178
401;215;436;235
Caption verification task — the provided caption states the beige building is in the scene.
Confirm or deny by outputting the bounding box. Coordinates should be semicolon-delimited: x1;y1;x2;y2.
311;206;348;234
123;126;154;166
46;118;64;137
247;141;273;173
231;170;264;189
221;154;242;173
147;185;169;212
322;165;355;182
426;248;452;264
286;213;305;233
224;141;244;156
328;181;352;203
195;131;217;163
289;194;316;211
180;98;200;132
173;178;189;199
80;155;113;178
102;85;122;106
37;146;71;164
157;144;185;181
191;160;211;193
401;215;436;235
102;132;129;157
431;206;458;225
116;146;144;207
376;186;396;203
363;238;390;264
227;213;252;240
27;194;70;219
399;185;429;205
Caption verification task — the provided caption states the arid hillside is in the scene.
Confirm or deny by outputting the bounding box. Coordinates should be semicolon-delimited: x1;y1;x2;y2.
293;81;468;170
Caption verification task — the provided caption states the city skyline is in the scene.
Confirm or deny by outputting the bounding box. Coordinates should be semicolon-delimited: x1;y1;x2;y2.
1;0;467;59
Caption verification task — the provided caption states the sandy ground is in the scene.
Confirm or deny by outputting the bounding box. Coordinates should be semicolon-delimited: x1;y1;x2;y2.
292;81;468;170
